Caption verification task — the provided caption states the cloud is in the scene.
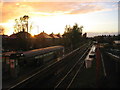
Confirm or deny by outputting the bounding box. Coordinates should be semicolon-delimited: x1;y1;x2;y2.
87;32;118;37
2;2;35;22
2;0;120;2
1;2;117;22
67;4;104;14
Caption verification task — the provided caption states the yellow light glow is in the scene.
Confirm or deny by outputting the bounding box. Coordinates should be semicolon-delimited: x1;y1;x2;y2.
16;3;20;6
1;2;118;36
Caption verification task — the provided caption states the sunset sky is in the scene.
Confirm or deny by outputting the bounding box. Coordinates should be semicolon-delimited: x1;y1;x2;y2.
0;0;119;37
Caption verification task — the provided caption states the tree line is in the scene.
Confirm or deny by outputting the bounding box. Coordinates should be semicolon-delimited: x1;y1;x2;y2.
2;15;87;52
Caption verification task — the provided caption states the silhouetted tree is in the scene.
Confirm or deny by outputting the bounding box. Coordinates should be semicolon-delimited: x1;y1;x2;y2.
83;33;87;38
0;25;5;35
23;15;29;32
16;32;32;51
14;15;31;33
63;23;83;49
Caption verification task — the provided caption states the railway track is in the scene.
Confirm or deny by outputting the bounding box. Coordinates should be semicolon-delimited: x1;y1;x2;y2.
32;43;91;88
54;47;90;88
7;42;92;89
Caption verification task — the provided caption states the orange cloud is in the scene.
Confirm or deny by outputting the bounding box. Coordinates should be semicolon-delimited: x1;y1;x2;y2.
1;0;119;2
2;2;35;22
1;2;117;23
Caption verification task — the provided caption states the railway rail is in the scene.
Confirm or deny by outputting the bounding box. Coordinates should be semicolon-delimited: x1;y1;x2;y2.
106;52;120;62
32;43;91;88
6;42;92;89
54;47;90;88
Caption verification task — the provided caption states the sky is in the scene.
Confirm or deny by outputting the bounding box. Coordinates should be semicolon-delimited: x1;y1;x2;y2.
0;0;119;37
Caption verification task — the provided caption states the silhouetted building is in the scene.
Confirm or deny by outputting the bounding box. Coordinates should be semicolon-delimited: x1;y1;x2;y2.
56;34;63;38
2;31;32;51
9;34;17;39
49;33;60;46
36;32;52;39
2;34;9;40
49;33;59;39
2;35;9;52
34;32;52;48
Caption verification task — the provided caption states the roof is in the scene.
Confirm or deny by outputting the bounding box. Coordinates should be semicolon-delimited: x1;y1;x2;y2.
2;35;9;38
3;51;17;56
37;32;52;38
22;46;64;58
9;34;17;39
85;45;96;61
56;34;62;38
49;34;59;38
